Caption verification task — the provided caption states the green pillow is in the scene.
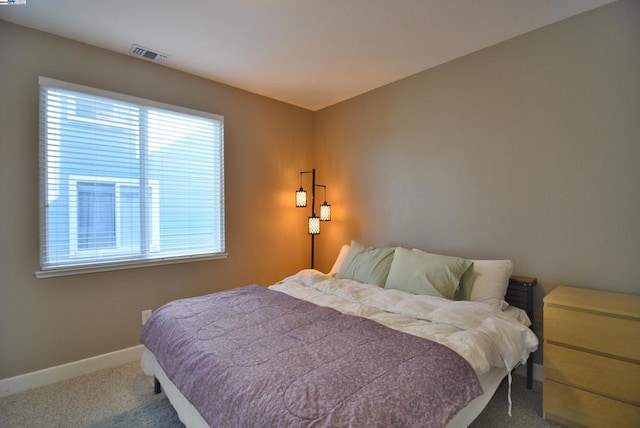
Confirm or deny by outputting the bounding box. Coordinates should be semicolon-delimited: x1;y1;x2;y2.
454;263;475;301
336;241;395;286
385;247;473;299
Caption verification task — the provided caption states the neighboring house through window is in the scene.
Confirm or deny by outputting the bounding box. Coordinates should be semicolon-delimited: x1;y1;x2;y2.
68;175;160;257
38;77;225;277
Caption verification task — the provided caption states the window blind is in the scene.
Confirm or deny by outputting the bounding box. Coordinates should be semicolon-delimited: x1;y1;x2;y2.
38;77;225;275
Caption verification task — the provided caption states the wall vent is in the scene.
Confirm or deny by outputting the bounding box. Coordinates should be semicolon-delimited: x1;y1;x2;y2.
129;44;169;62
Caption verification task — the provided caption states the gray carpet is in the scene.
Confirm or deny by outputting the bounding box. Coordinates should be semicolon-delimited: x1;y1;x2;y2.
0;361;158;428
87;397;184;428
470;374;561;427
87;373;561;428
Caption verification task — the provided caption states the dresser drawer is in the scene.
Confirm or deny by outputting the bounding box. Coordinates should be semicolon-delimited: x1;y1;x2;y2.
544;342;640;406
544;305;640;361
544;380;640;428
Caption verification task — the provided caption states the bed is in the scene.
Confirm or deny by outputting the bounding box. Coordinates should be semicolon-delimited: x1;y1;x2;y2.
140;242;539;427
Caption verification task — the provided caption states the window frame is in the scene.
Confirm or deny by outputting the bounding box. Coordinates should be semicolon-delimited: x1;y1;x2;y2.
36;77;227;279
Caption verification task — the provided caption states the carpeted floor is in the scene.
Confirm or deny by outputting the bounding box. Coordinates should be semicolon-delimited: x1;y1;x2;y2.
88;397;184;428
0;361;156;428
469;375;561;428
0;361;561;428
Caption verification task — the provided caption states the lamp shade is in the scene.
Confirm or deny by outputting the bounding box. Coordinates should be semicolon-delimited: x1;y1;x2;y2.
296;188;307;207
320;202;331;221
308;216;320;235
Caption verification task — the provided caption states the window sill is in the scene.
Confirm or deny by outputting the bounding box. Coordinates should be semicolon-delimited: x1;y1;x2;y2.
35;253;228;279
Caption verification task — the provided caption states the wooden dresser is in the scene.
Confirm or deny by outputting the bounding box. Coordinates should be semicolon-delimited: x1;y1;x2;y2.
543;285;640;427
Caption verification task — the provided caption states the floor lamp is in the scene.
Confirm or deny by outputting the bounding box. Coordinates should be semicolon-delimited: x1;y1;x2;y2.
296;168;331;269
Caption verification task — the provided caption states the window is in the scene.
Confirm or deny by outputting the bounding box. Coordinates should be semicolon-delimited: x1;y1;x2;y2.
38;77;225;277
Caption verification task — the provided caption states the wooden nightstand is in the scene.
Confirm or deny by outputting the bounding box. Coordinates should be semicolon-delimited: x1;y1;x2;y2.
543;285;640;427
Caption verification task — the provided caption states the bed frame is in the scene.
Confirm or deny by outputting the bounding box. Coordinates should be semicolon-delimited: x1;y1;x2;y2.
153;275;538;394
505;275;538;389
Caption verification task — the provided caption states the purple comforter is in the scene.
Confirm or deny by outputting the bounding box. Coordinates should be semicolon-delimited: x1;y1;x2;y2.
141;285;483;427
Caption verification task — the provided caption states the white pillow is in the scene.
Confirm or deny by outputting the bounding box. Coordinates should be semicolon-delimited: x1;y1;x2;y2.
329;244;351;275
469;259;513;309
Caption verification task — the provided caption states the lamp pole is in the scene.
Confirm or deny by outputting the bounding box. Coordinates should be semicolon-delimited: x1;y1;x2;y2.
296;168;329;270
310;168;316;269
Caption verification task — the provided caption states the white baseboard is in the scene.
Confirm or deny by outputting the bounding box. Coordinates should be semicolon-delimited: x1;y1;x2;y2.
0;344;145;398
515;362;543;383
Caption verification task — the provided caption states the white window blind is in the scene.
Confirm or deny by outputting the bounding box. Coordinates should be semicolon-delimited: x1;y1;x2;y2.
38;77;225;276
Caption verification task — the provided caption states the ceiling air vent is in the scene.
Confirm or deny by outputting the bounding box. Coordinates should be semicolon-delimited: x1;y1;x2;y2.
129;44;169;62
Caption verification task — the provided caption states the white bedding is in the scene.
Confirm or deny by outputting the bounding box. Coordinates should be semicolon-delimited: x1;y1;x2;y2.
270;269;538;376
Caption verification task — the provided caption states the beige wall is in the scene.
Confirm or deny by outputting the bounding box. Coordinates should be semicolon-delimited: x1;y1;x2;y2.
0;21;314;378
315;0;640;302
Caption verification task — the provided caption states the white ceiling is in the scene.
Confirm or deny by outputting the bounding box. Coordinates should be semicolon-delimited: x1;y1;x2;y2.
0;0;616;111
